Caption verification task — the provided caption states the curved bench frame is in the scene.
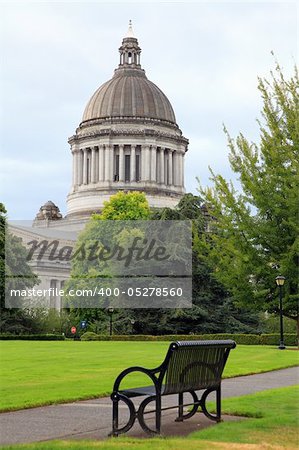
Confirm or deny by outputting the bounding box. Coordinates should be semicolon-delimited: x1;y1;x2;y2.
109;340;236;436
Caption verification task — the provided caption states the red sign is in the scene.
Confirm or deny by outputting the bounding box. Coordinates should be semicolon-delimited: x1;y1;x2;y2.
71;326;77;334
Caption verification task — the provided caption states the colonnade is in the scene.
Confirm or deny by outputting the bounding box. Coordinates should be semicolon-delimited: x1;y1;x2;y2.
72;144;184;188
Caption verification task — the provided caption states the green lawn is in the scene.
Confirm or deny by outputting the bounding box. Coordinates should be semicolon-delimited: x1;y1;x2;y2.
1;386;298;449
192;385;299;447
0;341;298;411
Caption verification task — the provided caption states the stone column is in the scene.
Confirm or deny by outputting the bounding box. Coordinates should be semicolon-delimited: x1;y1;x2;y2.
130;145;136;181
91;147;96;183
151;145;157;182
144;145;150;181
104;145;110;181
140;145;144;180
83;148;88;185
178;152;183;187
94;146;99;182
98;145;104;182
173;151;177;186
110;145;114;181
159;147;165;184
168;149;173;186
76;150;80;186
119;144;124;182
181;151;185;187
76;150;82;186
72;149;77;187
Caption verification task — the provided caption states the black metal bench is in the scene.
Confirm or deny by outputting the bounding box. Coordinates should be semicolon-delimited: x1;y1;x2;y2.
110;339;236;436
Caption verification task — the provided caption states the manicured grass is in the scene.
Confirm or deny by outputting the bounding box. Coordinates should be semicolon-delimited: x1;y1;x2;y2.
0;341;298;411
0;439;260;450
193;385;299;447
1;386;298;449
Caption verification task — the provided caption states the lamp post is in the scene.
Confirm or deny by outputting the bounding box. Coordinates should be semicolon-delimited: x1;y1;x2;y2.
108;308;114;336
130;319;135;334
275;276;286;350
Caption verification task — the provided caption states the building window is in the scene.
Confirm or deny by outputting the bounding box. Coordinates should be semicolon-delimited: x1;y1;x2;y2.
87;157;90;184
166;155;169;185
114;154;119;181
125;155;130;182
136;155;140;181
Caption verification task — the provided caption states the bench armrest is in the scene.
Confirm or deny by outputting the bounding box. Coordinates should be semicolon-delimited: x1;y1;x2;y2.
112;365;161;394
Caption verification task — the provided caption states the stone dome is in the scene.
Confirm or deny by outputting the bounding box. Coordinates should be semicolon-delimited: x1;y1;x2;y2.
81;24;176;126
82;69;176;125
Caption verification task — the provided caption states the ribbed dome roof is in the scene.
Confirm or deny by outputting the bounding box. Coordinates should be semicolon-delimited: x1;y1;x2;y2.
82;69;176;124
81;26;176;125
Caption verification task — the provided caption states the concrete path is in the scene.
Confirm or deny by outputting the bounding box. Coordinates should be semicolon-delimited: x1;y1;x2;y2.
0;367;298;446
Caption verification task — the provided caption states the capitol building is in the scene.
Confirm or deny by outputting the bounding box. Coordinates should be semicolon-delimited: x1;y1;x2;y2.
35;22;188;227
10;23;189;308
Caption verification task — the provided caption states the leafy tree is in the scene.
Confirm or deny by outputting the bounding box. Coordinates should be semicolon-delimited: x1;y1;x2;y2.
93;191;151;220
67;192;150;330
199;63;299;335
0;203;39;333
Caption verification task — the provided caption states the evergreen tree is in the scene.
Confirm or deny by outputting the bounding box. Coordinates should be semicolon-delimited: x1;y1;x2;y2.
199;63;299;335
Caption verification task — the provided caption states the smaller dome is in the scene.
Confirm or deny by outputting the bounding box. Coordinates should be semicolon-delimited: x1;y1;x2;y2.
44;201;56;207
35;201;62;221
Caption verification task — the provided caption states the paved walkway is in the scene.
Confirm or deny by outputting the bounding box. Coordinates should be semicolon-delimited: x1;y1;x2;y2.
0;367;298;446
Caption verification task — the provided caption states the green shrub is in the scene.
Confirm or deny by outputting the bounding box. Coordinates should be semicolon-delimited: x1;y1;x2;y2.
80;332;100;341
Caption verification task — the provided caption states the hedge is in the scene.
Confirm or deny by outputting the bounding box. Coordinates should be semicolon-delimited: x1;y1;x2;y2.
80;332;297;346
0;334;65;341
1;333;297;345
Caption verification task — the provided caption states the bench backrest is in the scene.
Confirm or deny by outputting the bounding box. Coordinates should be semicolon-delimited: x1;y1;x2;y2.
161;340;236;395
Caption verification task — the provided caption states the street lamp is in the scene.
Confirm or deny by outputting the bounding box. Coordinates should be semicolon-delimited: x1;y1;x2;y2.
108;308;114;336
275;276;286;350
130;319;135;334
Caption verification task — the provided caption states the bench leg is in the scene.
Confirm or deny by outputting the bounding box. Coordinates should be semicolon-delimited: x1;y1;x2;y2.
175;392;184;422
200;387;221;422
216;386;221;422
109;393;136;437
137;395;161;435
112;397;119;436
176;391;199;421
155;395;161;433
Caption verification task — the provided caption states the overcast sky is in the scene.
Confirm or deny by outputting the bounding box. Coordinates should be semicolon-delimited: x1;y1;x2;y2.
0;1;297;219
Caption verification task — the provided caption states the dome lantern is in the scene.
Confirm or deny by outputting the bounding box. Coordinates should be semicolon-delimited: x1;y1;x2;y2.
118;20;141;67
